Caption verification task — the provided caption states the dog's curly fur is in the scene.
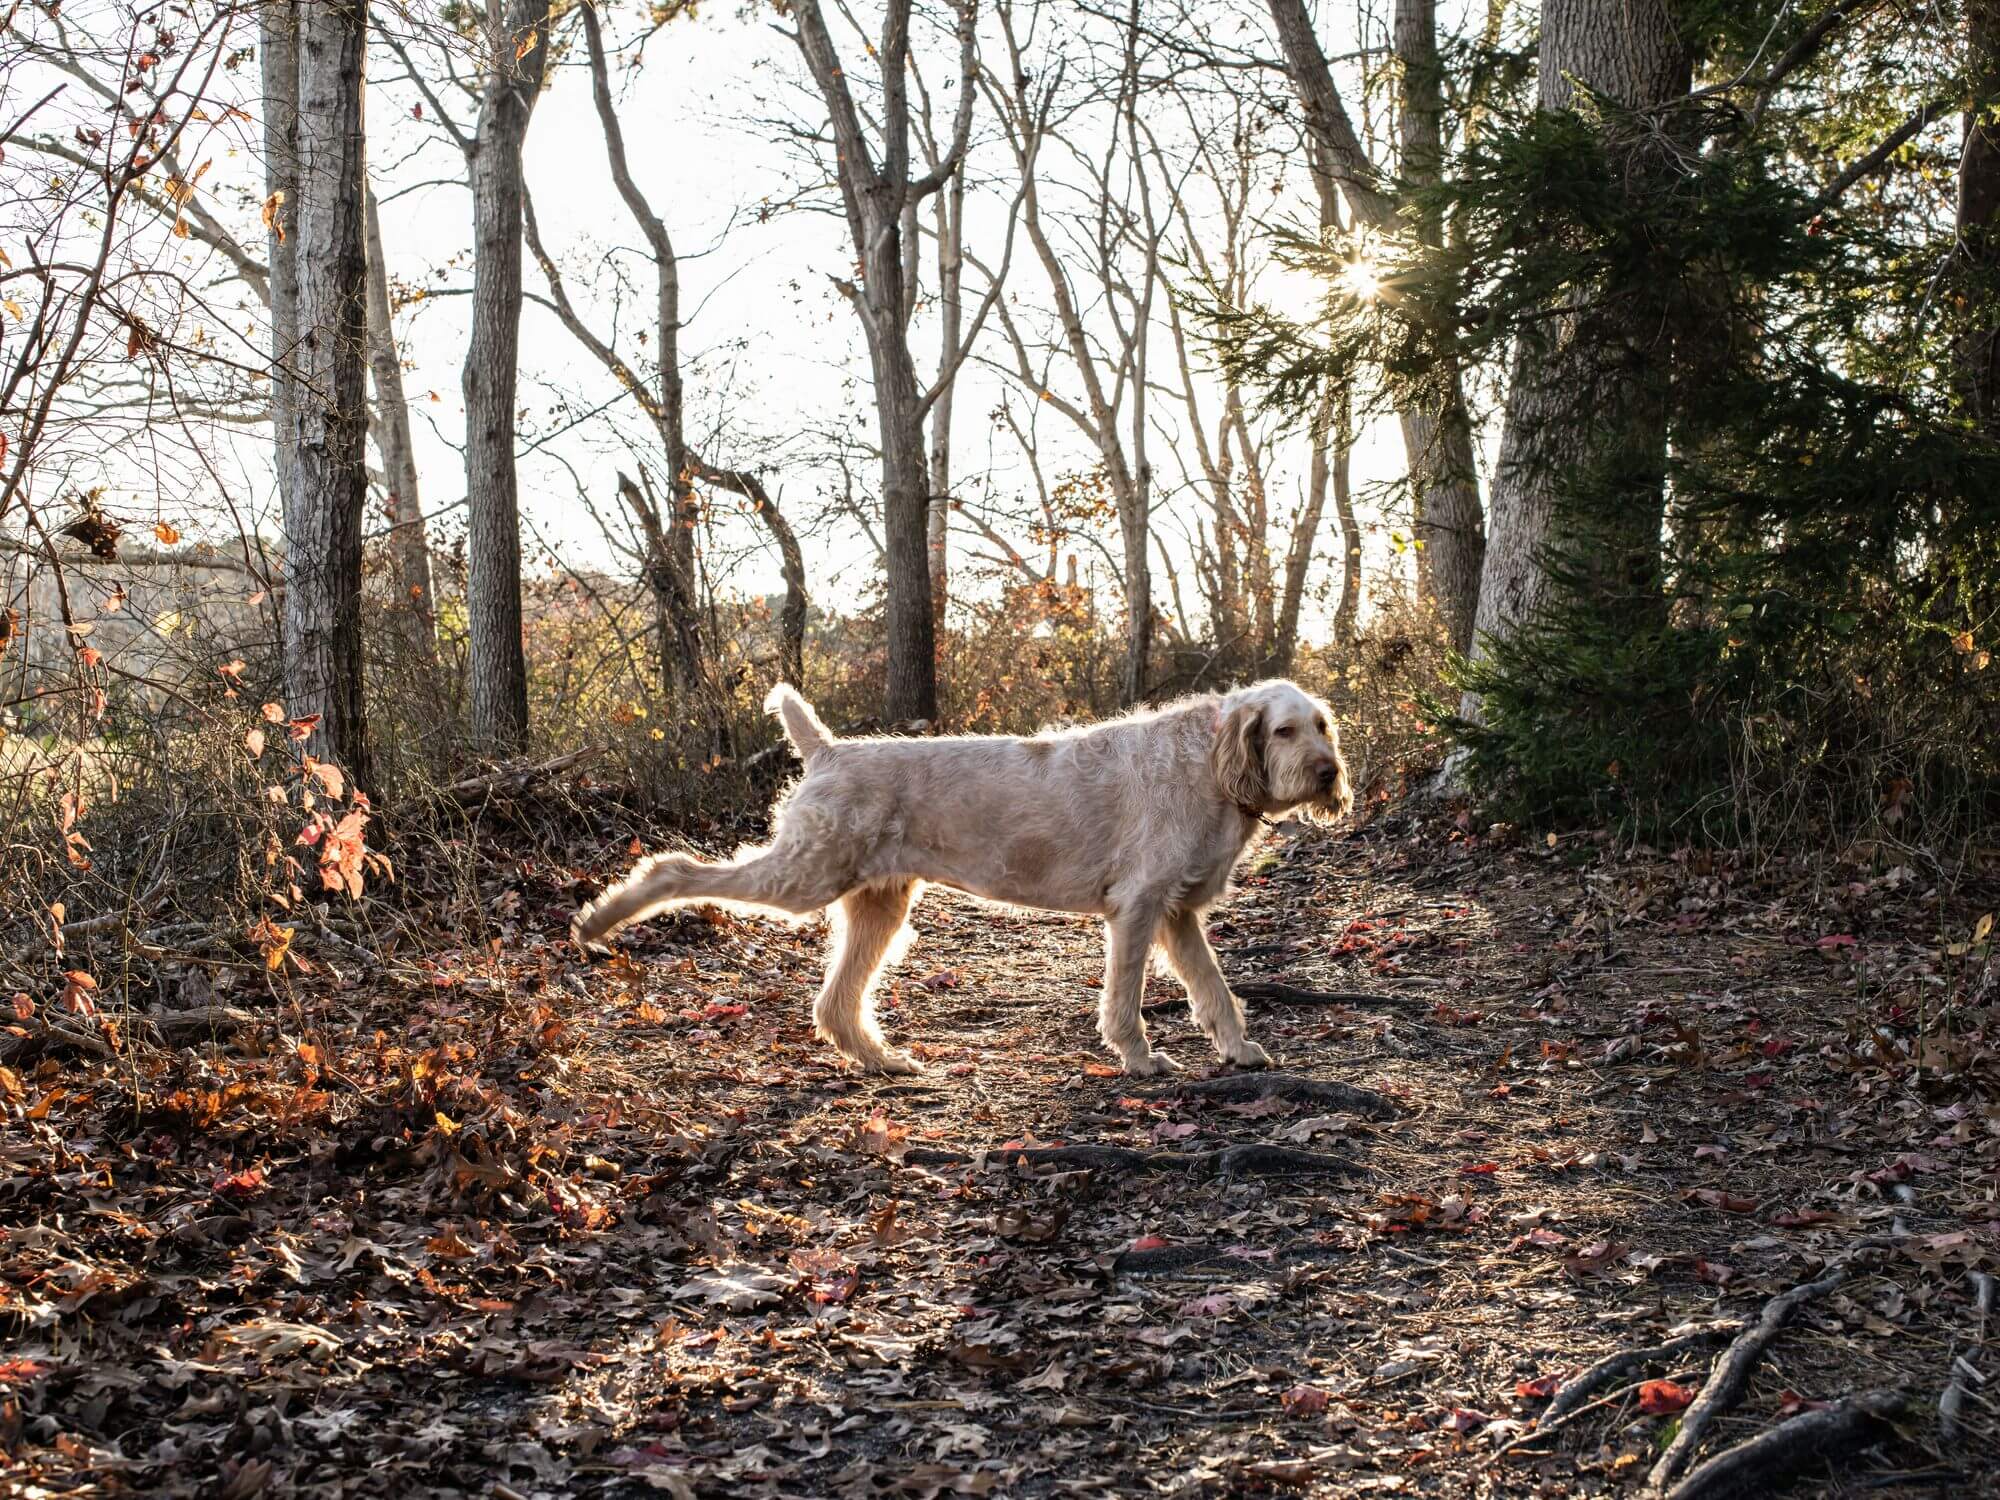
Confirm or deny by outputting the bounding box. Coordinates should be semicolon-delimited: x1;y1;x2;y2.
573;680;1352;1075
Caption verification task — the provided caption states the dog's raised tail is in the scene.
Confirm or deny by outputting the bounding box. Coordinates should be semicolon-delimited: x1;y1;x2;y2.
765;682;834;762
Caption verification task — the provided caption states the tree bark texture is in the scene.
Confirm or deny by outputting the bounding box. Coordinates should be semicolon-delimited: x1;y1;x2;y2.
363;184;436;665
1392;0;1485;654
462;0;551;754
1960;0;2000;433
282;0;371;788
1268;0;1484;652
260;2;299;551
793;0;975;723
1463;0;1689;697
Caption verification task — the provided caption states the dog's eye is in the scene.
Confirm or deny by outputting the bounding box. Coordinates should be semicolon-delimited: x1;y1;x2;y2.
1315;716;1327;735
1272;725;1295;739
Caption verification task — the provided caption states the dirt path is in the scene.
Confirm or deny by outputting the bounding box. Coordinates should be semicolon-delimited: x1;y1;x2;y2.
5;818;1995;1497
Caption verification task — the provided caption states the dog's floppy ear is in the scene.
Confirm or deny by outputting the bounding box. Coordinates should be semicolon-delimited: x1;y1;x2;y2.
1211;702;1266;811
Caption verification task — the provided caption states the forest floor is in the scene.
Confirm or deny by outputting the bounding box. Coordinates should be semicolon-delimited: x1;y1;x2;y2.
4;793;1998;1499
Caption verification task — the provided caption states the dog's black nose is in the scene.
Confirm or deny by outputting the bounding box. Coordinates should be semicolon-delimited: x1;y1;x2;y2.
1317;763;1339;789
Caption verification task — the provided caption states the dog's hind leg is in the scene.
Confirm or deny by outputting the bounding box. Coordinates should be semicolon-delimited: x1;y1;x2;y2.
815;879;922;1075
1158;910;1270;1068
1098;902;1181;1077
573;836;852;946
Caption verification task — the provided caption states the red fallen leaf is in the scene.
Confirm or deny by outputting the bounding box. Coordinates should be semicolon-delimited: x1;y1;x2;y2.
1776;1390;1834;1418
1759;1037;1795;1058
1515;1374;1561;1400
1814;933;1857;950
1695;1257;1735;1285
1521;1227;1569;1248
59;970;98;1016
809;1270;860;1304
1083;1060;1122;1077
1460;1161;1499;1176
212;1166;266;1200
1443;1407;1492;1432
1560;1239;1629;1277
1770;1208;1837;1227
0;1357;53;1384
1280;1384;1331;1416
696;1002;747;1021
1637;1379;1694;1415
1683;1188;1760;1214
1129;1234;1172;1252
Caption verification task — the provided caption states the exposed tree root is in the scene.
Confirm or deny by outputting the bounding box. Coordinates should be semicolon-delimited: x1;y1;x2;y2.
1128;1071;1404;1119
902;1141;1368;1182
1648;1266;1847;1491
1659;1389;1905;1500
1539;1325;1742;1425
1231;980;1426;1009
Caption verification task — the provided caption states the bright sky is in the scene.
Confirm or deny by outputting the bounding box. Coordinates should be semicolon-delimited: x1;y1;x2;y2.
13;1;1481;640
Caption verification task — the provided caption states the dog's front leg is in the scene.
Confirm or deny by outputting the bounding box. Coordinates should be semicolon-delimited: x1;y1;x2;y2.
1158;910;1270;1068
1098;904;1182;1076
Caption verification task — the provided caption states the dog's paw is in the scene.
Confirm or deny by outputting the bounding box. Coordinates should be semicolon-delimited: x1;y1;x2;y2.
870;1050;924;1076
1222;1039;1273;1069
1123;1049;1185;1077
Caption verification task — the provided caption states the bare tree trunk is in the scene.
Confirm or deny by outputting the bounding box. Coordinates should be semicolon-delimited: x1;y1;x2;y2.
1267;0;1484;652
1960;0;2000;433
695;459;807;689
282;0;370;787
1462;0;1689;699
363;184;435;666
615;469;707;703
1392;0;1485;654
927;160;965;630
1331;395;1361;646
261;2;299;538
1273;380;1339;673
462;0;550;754
793;0;976;724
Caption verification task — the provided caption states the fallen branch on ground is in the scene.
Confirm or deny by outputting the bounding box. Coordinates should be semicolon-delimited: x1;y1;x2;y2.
1660;1389;1904;1500
433;749;598;805
1540;1325;1742;1425
1128;1071;1403;1118
1230;979;1427;1009
902;1142;1367;1182
1648;1267;1847;1491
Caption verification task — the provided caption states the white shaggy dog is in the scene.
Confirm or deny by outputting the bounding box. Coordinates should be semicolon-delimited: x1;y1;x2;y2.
573;681;1352;1076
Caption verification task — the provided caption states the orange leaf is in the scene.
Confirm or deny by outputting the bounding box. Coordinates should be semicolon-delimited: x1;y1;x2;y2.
1637;1379;1693;1416
153;520;180;545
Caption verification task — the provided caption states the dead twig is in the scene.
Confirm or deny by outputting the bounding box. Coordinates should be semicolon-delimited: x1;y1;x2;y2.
1648;1267;1847;1491
1660;1389;1905;1500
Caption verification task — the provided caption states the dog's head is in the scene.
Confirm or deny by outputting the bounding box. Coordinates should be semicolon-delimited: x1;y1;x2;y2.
1210;680;1352;824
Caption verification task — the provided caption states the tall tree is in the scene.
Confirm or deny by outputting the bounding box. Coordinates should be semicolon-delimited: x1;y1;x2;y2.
260;2;300;554
363;184;436;666
1960;0;2000;433
1266;0;1486;653
789;0;977;722
461;0;553;753
523;0;808;719
279;0;371;786
1460;0;1690;690
984;0;1161;704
